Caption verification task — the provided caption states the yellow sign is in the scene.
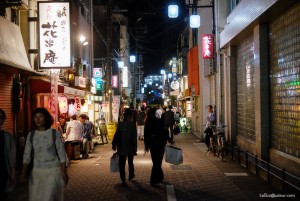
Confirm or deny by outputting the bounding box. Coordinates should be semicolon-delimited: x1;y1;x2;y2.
107;122;116;140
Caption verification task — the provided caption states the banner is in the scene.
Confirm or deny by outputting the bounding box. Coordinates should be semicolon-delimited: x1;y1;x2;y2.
50;73;58;124
38;2;71;68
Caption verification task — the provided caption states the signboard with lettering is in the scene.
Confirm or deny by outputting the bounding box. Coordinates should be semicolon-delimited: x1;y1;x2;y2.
122;67;129;88
202;34;214;59
38;2;71;68
94;68;103;78
112;75;118;88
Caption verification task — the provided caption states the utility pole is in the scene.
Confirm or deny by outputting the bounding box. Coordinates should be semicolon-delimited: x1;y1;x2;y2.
107;0;113;122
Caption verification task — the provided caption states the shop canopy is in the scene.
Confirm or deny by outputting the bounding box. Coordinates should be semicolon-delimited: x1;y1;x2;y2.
0;16;35;73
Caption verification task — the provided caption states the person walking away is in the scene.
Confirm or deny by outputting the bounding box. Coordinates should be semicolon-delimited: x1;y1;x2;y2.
164;105;175;142
144;108;172;186
155;106;163;119
79;114;92;159
22;108;68;201
204;105;216;151
0;109;16;201
136;107;146;140
112;109;137;185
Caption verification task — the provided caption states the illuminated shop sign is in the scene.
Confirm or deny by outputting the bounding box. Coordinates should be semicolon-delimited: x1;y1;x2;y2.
122;67;129;88
38;2;71;68
112;75;118;88
202;34;214;59
94;68;103;78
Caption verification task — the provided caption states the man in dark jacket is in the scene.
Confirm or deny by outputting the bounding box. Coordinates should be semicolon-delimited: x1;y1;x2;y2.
112;109;137;185
0;109;16;201
163;105;175;141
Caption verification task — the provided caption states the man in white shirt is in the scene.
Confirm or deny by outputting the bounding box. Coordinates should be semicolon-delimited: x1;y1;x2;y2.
65;115;83;142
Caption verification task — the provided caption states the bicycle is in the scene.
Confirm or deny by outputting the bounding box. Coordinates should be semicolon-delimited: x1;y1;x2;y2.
205;125;226;160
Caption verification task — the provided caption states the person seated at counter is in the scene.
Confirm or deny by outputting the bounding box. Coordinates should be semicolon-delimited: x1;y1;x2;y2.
65;115;84;160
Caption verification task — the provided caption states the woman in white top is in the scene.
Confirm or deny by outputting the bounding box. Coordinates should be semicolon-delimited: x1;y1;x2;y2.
22;108;68;201
65;115;83;142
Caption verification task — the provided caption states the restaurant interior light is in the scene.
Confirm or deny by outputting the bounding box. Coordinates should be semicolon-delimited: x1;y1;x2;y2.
118;61;124;68
168;5;179;18
130;55;136;63
82;41;89;46
79;35;86;42
190;15;200;28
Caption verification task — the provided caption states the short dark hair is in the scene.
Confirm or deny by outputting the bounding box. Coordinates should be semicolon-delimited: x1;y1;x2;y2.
168;105;173;110
32;107;54;129
208;105;213;109
141;107;145;112
0;109;6;124
123;108;133;119
79;114;87;119
71;115;77;120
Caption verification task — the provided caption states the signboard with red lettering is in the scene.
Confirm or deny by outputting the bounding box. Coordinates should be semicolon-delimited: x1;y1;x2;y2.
38;2;71;68
202;34;214;59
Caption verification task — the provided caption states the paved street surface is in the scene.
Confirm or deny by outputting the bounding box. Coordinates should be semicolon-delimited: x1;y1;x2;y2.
8;133;298;201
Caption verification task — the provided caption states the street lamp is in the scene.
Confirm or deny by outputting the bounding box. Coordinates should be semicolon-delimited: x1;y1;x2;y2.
168;5;179;18
167;1;215;34
168;73;172;79
130;55;136;63
190;15;200;28
160;69;166;75
118;61;124;68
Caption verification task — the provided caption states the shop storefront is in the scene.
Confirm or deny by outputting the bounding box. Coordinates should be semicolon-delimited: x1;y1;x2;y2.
268;3;300;172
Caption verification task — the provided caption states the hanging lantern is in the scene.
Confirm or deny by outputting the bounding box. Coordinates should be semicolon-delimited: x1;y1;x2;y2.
58;95;68;114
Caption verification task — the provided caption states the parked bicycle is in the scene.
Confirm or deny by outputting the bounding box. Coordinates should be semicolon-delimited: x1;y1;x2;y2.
205;125;226;160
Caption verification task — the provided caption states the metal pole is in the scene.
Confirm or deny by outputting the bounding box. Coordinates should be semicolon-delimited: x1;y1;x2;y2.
192;0;198;46
107;0;113;122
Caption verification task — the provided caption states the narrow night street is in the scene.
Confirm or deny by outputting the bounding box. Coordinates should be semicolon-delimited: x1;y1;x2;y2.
9;134;297;201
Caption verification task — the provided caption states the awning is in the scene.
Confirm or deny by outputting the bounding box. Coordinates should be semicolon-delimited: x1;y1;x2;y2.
30;76;90;97
0;16;35;73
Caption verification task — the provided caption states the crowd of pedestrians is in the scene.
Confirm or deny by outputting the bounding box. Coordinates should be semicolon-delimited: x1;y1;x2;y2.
0;104;177;200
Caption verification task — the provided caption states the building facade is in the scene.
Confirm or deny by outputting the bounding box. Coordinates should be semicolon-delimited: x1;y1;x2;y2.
214;0;300;176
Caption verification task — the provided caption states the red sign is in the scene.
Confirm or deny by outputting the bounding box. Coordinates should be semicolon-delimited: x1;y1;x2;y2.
112;75;118;88
202;34;214;59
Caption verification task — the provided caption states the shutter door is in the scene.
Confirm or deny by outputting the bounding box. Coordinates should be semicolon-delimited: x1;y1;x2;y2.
269;3;300;158
0;69;14;134
236;35;255;141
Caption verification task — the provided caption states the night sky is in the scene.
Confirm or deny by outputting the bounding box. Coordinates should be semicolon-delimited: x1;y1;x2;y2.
100;0;188;75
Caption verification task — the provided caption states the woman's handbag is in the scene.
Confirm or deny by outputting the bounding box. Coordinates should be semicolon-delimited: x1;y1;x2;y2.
165;145;183;165
110;152;119;173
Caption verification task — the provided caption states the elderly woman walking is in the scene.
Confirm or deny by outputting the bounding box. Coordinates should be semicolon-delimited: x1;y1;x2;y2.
22;108;68;201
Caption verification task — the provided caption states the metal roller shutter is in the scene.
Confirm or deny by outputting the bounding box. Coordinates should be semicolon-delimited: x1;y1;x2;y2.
0;69;14;134
269;3;300;158
236;35;256;141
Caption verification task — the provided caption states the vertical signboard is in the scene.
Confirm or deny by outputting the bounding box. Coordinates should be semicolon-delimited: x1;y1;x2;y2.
202;34;214;59
112;75;118;88
122;67;129;88
38;2;71;68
